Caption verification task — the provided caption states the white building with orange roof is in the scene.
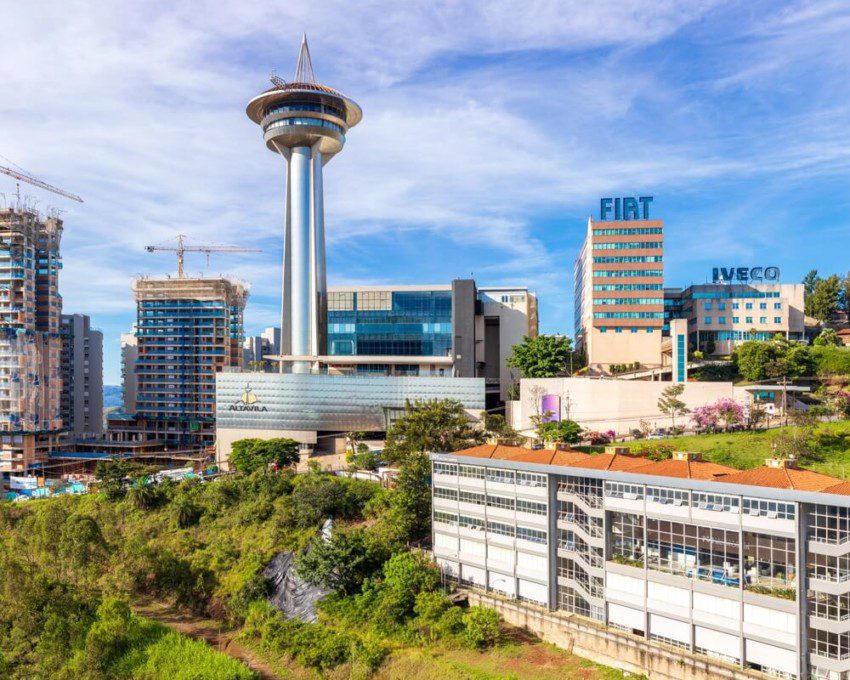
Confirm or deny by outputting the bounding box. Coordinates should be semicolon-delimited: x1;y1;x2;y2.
431;443;850;680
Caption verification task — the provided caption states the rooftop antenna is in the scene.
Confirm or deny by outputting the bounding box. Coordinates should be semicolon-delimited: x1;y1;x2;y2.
293;33;316;83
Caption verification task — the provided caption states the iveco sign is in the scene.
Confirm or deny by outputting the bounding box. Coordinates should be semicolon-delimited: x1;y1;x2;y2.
712;267;780;283
600;196;653;220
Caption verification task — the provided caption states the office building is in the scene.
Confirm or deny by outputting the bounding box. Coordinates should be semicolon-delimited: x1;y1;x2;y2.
246;35;361;374
665;283;805;356
121;332;138;413
574;199;664;372
326;282;537;403
132;276;247;445
59;313;103;436
0;208;63;469
431;443;850;680
243;326;281;370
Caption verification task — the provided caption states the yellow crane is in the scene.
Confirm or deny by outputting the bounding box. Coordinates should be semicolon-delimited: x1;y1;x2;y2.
145;233;261;277
0;158;83;203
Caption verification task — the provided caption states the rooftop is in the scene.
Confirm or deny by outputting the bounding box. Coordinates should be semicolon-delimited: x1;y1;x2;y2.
445;443;850;496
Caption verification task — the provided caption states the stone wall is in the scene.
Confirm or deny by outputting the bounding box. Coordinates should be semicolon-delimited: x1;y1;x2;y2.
465;590;768;680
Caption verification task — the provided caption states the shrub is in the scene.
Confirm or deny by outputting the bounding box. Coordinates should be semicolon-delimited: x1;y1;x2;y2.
462;607;501;649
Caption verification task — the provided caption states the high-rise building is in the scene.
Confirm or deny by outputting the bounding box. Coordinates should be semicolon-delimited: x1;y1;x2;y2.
574;198;664;371
326;281;538;404
0;208;63;469
120;332;138;413
245;35;361;373
132;276;247;444
59;313;103;436
242;326;281;370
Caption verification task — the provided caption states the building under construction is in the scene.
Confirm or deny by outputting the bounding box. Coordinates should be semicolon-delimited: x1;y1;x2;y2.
130;275;248;445
0;208;64;469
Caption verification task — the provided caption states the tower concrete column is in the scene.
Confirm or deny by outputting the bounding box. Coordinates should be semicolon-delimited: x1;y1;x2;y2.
289;146;312;372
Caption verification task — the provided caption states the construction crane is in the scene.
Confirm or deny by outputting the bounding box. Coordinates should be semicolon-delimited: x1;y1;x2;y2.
145;233;261;278
0;159;83;203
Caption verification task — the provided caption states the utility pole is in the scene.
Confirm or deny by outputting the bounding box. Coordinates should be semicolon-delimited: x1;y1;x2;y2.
781;376;788;427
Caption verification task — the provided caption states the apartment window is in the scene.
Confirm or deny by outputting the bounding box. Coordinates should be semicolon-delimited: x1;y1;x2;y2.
774;302;782;309
732;302;739;310
693;492;739;513
459;490;486;505
745;303;753;310
718;317;726;324
745;316;753;324
704;317;712;324
615;327;623;333
809;629;850;660
759;317;767;324
809;591;850;621
732;316;740;323
458;515;485;530
434;511;459;526
486;494;515;511
631;327;638;333
759;302;767;310
743;532;796;596
808;553;850;582
458;464;485;479
486;468;515;485
516;499;547;516
742;498;795;520
646;328;654;333
718;302;726;311
704;303;712;311
433;462;457;476
605;481;644;500
610;512;644;564
433;487;458;501
809;505;850;544
646;487;689;507
774;317;782;324
599;327;607;333
516;525;547;544
487;520;515;537
516;471;547;488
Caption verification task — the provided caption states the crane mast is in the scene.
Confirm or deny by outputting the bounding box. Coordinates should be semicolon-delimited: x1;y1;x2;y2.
145;233;261;277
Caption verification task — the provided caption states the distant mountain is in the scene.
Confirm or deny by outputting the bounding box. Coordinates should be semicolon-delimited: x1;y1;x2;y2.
103;385;123;409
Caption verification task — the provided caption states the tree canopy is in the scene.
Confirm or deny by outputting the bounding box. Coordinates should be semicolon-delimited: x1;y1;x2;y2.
229;437;300;474
506;334;572;378
383;399;483;462
657;383;689;429
733;336;812;381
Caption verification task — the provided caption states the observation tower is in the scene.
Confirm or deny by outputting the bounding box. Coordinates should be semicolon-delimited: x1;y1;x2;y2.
246;35;362;373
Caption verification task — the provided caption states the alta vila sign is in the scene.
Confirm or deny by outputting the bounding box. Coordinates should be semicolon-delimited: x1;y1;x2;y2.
228;384;268;412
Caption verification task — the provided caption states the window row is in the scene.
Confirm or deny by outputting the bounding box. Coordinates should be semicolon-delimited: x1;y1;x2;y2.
592;283;664;291
592;227;663;236
594;269;663;278
592;241;662;250
742;498;795;520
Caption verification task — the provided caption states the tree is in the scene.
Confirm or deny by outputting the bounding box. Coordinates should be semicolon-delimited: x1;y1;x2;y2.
691;398;744;432
59;514;108;573
229;437;300;474
841;271;850;315
506;335;572;378
384;452;432;543
384;399;483;463
814;328;841;347
462;607;501;649
803;269;820;298
657;384;689;429
734;337;811;381
95;458;149;501
296;529;388;595
807;274;841;322
481;411;522;445
535;418;582;445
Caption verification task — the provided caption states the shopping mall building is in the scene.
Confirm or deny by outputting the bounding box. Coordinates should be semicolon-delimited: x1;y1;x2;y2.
431;443;850;680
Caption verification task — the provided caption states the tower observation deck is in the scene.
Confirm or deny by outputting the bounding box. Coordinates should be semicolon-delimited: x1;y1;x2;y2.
246;35;362;373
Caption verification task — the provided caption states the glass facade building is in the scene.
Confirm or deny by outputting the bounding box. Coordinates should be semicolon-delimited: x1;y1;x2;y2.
327;288;452;360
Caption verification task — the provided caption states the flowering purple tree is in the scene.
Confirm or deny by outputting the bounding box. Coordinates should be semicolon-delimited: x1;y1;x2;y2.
692;399;744;432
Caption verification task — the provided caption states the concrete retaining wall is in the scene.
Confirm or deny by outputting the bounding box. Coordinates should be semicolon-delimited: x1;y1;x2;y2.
465;590;769;680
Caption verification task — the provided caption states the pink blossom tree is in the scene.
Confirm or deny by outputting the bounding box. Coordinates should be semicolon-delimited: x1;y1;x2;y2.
691;399;744;432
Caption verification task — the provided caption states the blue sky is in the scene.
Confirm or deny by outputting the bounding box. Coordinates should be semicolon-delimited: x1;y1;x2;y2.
2;1;849;383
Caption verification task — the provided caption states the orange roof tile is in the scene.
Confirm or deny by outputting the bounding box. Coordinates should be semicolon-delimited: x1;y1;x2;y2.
713;466;842;491
445;444;850;496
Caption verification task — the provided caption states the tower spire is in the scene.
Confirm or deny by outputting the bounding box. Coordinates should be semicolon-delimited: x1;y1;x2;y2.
293;33;316;84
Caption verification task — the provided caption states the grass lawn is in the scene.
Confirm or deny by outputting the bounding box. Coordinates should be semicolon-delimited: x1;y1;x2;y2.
240;626;636;680
619;420;850;478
